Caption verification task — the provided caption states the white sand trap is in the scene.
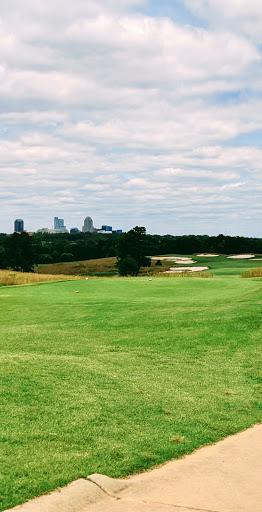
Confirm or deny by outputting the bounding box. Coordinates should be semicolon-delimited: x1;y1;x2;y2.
165;266;209;273
152;257;196;264
197;254;219;257
252;258;262;261
227;254;254;259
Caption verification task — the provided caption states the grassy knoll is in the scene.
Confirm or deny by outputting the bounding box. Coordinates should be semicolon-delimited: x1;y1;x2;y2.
1;276;262;510
34;257;117;277
34;254;262;277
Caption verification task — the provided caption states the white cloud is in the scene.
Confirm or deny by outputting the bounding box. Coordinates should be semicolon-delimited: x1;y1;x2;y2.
0;0;262;235
185;0;262;42
83;183;110;191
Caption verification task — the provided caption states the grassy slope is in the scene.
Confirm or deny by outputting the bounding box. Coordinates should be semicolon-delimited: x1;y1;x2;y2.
0;270;79;286
34;257;117;276
195;255;262;276
1;276;262;510
34;254;262;277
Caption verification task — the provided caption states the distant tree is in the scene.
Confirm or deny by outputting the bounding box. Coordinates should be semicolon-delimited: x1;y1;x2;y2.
116;226;151;276
5;232;36;272
0;245;7;269
40;254;53;264
52;250;59;262
60;252;74;262
106;246;116;257
155;259;162;266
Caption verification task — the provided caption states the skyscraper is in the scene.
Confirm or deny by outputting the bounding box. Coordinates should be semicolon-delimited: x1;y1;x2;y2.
54;217;66;232
14;219;24;232
82;216;94;233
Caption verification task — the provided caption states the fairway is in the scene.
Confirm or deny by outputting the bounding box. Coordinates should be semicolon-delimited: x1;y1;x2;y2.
1;276;262;510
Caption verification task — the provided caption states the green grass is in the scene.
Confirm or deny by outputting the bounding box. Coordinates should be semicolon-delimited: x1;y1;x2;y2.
1;276;262;510
154;254;262;276
194;255;262;276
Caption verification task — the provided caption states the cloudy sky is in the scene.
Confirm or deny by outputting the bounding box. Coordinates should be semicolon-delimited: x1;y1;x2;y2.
1;0;262;236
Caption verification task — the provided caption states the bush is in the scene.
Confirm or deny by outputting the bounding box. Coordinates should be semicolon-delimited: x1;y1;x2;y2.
116;256;140;276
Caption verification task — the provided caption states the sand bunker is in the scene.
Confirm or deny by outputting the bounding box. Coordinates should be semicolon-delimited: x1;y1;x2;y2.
165;266;209;273
152;257;196;264
252;258;262;261
197;254;219;257
227;254;254;259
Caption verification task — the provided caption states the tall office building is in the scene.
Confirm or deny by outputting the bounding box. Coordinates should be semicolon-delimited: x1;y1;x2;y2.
14;219;24;232
54;217;66;232
102;225;112;232
82;216;94;233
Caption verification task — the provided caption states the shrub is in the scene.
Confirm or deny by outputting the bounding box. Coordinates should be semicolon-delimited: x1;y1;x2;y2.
116;256;140;276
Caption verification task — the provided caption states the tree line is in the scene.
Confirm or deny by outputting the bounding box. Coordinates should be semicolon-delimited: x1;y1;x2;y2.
1;229;262;273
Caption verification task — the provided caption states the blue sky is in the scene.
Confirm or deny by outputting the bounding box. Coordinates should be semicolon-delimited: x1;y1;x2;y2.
1;0;262;236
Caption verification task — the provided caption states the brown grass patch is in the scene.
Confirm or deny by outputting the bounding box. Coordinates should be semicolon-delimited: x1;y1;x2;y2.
141;269;213;278
34;257;117;276
0;270;80;286
241;268;262;278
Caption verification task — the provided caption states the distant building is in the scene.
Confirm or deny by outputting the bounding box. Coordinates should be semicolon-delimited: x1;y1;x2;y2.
113;230;123;234
70;227;80;234
37;228;60;234
82;216;94;233
102;225;112;232
54;217;66;233
14;219;24;232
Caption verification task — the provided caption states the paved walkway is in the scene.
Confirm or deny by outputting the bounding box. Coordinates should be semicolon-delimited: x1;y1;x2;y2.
6;424;262;512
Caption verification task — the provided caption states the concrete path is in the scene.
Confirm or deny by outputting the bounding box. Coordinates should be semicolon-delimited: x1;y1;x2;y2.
5;424;262;512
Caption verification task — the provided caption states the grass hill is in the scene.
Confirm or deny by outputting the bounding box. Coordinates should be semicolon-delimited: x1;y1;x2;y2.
34;254;262;277
34;257;118;276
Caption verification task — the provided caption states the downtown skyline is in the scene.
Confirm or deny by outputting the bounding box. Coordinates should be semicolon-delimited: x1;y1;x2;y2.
1;1;262;237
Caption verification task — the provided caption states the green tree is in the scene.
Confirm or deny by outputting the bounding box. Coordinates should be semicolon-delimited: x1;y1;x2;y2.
116;255;140;276
116;226;151;276
5;232;36;272
60;252;74;262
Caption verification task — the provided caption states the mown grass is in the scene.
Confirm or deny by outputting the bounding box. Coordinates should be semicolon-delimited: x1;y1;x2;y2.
150;254;262;277
0;270;80;287
1;276;262;510
194;254;262;276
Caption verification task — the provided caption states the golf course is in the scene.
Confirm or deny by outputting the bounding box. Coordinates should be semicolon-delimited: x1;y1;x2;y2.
1;255;262;511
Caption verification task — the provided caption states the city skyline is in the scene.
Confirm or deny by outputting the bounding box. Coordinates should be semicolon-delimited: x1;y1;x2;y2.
1;1;262;237
7;215;122;235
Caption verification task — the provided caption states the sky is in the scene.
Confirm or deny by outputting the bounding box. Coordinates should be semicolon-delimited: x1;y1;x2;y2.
1;0;262;236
